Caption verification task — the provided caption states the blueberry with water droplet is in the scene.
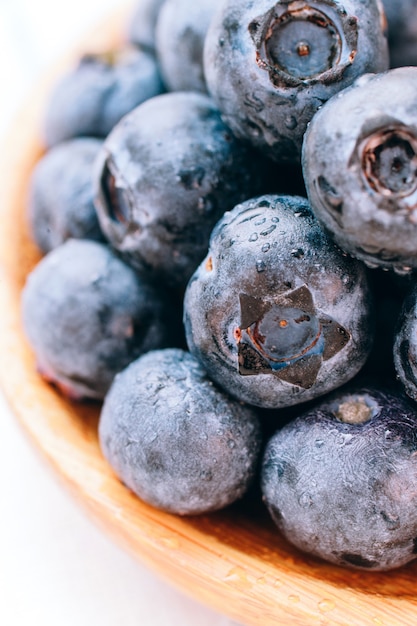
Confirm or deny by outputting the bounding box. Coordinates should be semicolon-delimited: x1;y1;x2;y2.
94;91;265;288
302;67;417;273
99;348;262;514
262;385;417;571
184;194;374;408
203;0;388;162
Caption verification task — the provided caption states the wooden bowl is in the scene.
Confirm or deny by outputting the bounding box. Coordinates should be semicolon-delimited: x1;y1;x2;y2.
1;5;416;625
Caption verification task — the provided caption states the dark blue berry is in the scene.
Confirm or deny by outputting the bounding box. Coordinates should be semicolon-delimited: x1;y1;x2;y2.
155;0;223;93
302;67;417;274
94;91;266;289
184;194;374;409
43;45;164;147
381;0;417;68
393;282;417;402
126;0;166;53
99;348;262;515
27;137;104;253
21;239;173;400
261;385;417;571
203;0;388;162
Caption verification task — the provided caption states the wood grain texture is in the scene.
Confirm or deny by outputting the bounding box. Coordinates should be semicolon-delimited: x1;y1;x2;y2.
0;5;417;625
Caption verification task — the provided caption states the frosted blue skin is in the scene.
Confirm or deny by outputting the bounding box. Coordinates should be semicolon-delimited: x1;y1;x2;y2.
381;0;417;67
126;0;166;52
155;0;223;93
21;239;173;400
43;45;164;147
302;67;417;273
28;137;104;253
99;348;262;515
184;194;374;409
262;386;417;571
94;91;265;289
203;0;389;163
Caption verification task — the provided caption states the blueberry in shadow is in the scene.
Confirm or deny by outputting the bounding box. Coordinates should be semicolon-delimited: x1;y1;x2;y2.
381;0;417;68
358;269;404;386
99;348;262;515
155;0;223;93
94;91;265;289
393;281;417;403
261;385;417;571
42;44;164;147
302;67;417;274
184;194;374;409
21;239;173;401
27;137;104;253
203;0;388;163
126;0;166;53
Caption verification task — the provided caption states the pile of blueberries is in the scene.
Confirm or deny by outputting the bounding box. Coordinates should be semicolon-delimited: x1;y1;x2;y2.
22;0;417;572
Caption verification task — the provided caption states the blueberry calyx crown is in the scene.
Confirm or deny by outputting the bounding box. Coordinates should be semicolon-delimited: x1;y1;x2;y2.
235;285;350;388
326;392;382;424
249;1;358;87
358;125;417;212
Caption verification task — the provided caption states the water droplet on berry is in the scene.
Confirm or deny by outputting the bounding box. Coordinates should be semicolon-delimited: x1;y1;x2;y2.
394;265;413;275
285;115;297;130
256;260;266;272
364;260;379;270
291;248;304;258
299;492;313;508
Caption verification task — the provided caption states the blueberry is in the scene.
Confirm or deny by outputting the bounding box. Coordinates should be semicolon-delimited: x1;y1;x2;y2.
184;194;374;409
203;0;388;163
43;45;164;147
381;0;417;68
261;385;417;571
393;282;417;403
155;0;223;93
94;91;265;289
302;67;417;274
27;137;104;253
21;239;174;400
126;0;166;53
99;348;262;515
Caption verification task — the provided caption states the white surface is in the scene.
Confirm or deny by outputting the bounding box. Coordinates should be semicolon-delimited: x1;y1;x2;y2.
0;2;243;625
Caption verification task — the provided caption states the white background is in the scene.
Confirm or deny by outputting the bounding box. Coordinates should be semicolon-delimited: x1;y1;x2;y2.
0;1;243;624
